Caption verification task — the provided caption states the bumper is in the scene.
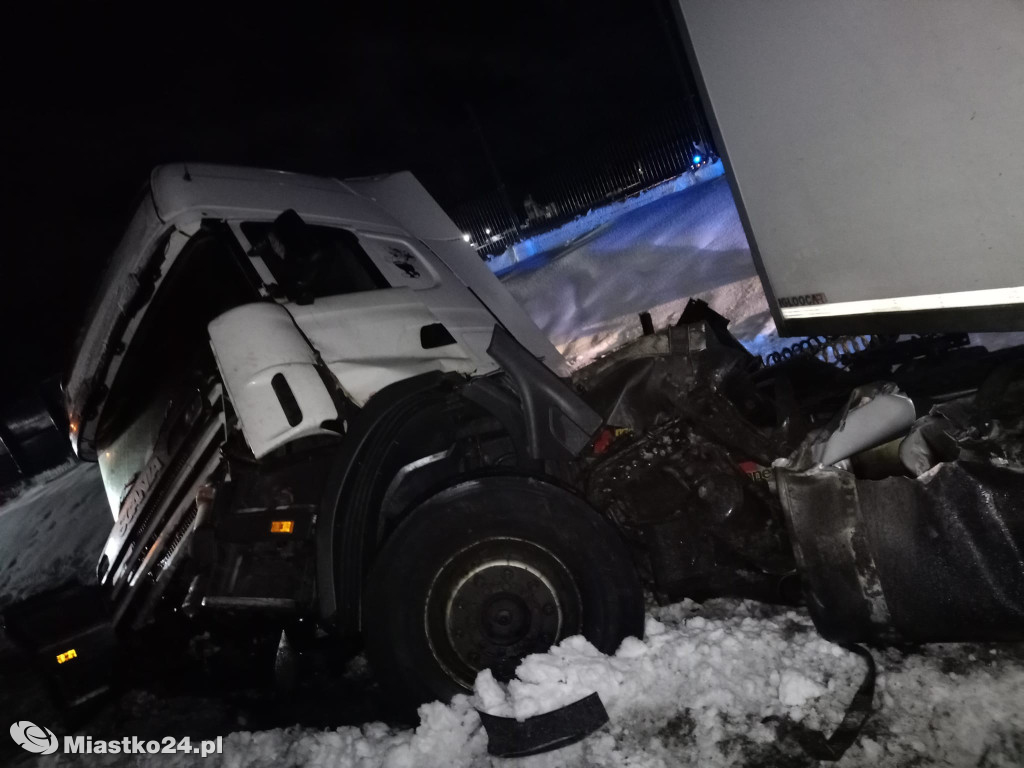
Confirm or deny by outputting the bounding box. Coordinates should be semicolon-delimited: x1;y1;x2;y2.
3;584;117;708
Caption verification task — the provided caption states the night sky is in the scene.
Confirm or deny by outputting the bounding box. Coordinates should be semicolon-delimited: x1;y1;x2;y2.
1;1;695;400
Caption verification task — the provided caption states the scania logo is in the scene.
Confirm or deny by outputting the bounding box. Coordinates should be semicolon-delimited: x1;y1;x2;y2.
10;721;59;754
116;456;164;536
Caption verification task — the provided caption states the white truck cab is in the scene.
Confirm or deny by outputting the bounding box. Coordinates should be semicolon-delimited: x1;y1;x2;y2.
57;163;641;709
68;164;566;466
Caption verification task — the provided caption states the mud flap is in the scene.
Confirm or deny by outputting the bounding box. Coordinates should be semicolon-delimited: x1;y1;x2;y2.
3;583;117;709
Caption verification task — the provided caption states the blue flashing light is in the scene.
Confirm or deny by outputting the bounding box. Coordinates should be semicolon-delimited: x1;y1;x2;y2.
692;154;702;164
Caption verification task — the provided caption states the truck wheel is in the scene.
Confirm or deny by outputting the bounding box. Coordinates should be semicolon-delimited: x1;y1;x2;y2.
363;475;644;708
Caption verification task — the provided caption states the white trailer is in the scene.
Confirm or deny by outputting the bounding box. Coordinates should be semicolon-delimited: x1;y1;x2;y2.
676;0;1024;336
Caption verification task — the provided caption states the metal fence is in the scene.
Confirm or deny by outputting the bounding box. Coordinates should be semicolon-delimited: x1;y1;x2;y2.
449;103;716;259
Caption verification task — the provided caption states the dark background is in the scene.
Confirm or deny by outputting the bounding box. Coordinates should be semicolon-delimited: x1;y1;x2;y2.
0;1;697;400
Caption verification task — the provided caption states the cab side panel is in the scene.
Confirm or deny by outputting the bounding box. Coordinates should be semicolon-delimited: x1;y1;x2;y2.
209;303;339;459
287;289;498;407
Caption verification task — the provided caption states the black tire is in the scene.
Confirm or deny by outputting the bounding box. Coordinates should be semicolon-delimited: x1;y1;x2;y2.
363;475;644;708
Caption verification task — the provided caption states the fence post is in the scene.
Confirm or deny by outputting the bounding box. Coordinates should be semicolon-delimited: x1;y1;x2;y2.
466;103;521;242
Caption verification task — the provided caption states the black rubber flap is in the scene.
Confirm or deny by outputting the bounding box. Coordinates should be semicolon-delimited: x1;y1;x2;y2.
479;692;609;758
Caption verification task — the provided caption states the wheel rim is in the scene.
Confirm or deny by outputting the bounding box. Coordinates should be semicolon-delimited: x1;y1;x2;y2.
424;537;582;688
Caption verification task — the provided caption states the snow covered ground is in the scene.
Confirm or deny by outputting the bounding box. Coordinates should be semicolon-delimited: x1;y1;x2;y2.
7;435;1023;767
29;598;1024;768
4;468;1021;768
487;160;728;274
0;462;110;621
500;174;779;368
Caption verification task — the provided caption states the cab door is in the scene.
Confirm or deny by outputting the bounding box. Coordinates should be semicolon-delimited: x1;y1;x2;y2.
235;215;497;408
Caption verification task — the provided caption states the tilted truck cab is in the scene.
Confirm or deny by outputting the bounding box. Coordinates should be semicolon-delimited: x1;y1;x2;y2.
56;163;643;707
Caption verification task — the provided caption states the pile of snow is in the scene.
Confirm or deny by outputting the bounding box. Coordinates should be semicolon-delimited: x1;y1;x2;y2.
41;599;1024;767
473;602;862;754
501;175;778;369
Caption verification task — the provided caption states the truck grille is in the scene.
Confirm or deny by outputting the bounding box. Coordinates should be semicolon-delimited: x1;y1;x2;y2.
107;387;225;628
119;437;200;581
156;502;199;573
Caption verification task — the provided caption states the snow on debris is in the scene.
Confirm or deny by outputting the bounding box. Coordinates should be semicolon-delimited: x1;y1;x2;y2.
45;599;1024;768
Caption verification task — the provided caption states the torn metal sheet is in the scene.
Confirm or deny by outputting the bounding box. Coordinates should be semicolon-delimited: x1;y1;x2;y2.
578;299;1024;638
777;369;1024;644
819;387;915;465
775;464;898;643
778;460;1024;643
778;382;916;471
900;380;1024;476
574;301;776;444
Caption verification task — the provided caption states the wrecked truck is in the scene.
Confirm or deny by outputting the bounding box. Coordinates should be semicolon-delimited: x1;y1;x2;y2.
6;157;1024;716
8;0;1024;721
9;163;650;710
